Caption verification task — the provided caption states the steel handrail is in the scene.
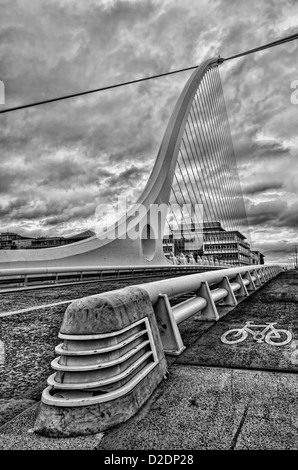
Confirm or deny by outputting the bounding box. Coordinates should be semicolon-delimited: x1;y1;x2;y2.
0;263;231;277
136;265;281;305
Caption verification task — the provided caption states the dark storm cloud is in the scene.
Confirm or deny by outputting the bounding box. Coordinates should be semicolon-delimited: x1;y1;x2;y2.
0;170;15;193
246;198;298;235
0;0;196;235
233;138;290;163
243;181;283;195
253;239;294;261
109;165;149;183
247;199;288;227
276;206;298;230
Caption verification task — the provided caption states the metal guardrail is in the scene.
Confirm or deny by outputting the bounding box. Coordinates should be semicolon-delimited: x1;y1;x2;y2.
42;263;280;401
133;264;282;354
34;263;281;437
0;263;234;291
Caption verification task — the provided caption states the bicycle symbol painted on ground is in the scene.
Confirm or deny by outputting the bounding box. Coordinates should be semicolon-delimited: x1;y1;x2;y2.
221;321;292;346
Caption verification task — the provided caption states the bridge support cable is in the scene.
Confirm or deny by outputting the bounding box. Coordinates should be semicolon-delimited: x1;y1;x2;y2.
205;68;237;232
194;84;231;227
206;67;239;233
167;63;229;248
206;68;241;234
1;32;297;115
198;72;231;229
182;129;213;219
214;69;241;231
165;60;250;262
186;108;218;225
217;66;250;240
207;68;237;231
198;71;229;229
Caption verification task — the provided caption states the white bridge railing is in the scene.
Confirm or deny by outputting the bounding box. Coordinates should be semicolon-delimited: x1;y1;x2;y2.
135;264;282;354
34;263;281;437
0;262;233;291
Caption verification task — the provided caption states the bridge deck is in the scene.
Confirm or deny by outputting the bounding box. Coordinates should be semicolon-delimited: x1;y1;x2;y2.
0;270;297;450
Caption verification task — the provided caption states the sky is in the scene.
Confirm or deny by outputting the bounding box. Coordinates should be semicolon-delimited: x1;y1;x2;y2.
0;0;297;265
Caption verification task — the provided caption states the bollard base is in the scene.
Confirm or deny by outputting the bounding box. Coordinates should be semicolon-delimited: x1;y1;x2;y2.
34;356;167;438
33;286;168;438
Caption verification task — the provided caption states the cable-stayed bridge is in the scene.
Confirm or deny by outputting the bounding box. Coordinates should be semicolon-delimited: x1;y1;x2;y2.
0;57;250;271
1;39;298;444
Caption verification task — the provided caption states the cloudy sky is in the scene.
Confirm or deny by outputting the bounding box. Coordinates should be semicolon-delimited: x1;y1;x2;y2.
0;0;297;265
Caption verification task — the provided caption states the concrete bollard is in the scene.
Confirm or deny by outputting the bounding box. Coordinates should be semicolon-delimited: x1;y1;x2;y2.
34;286;168;437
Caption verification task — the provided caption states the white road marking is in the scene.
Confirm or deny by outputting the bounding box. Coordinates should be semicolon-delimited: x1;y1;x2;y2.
0;299;80;317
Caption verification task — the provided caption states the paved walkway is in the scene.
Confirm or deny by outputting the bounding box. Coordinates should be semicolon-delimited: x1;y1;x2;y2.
1;270;298;450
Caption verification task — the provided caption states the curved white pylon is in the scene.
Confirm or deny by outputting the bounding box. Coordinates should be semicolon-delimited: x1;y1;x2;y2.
0;58;219;268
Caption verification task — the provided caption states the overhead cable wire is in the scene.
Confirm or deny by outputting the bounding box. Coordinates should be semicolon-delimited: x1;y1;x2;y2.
0;32;297;114
222;31;298;62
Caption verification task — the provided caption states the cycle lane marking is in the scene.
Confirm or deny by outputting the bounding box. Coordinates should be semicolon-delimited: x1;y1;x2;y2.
220;321;293;346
